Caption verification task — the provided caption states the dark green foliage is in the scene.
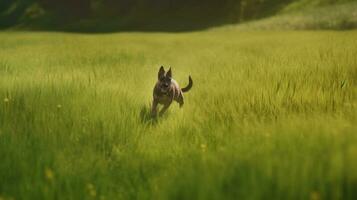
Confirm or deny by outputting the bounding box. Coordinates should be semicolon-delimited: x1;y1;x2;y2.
0;0;355;31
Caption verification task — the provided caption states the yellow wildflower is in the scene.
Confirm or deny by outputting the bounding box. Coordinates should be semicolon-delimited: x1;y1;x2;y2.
310;191;320;200
45;168;54;181
89;190;96;197
200;144;207;152
87;183;96;197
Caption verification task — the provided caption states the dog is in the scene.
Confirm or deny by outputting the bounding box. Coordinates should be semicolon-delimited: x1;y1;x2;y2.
151;66;193;117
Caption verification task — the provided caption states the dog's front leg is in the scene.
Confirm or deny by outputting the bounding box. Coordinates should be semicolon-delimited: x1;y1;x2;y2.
159;101;172;116
151;99;159;117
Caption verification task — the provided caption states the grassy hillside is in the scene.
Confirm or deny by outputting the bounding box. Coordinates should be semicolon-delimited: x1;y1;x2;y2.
223;1;357;30
0;30;357;199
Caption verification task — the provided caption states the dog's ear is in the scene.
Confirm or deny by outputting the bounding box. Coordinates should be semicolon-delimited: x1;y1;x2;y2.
158;66;165;79
166;67;172;78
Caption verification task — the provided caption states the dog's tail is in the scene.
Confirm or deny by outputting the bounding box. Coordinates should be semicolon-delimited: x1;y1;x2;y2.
181;76;193;93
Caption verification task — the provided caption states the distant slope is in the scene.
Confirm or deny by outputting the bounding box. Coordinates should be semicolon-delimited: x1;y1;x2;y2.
214;1;357;31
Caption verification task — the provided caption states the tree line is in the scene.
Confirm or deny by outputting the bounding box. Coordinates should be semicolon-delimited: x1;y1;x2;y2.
0;0;346;31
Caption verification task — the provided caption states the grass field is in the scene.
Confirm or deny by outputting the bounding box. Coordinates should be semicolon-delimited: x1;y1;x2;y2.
0;30;357;200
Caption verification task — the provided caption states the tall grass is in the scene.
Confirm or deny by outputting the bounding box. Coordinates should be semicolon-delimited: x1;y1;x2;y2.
0;30;356;199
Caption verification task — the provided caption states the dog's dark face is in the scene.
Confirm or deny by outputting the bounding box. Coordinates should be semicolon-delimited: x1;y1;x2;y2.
158;66;172;94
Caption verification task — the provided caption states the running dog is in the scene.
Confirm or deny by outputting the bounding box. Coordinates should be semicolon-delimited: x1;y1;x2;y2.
151;66;193;117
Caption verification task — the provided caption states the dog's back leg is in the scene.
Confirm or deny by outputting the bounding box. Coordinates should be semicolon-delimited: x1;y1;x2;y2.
177;93;184;108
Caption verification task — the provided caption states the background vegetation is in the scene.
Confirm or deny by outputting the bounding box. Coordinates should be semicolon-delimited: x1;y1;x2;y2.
1;0;356;31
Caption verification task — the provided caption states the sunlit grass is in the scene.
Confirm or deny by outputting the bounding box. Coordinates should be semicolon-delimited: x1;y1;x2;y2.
0;30;356;199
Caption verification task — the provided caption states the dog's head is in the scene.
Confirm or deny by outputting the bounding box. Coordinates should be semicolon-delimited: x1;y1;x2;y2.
157;66;172;94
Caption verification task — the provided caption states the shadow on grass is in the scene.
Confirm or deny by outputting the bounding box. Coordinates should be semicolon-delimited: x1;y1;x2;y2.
139;104;158;125
139;104;171;125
